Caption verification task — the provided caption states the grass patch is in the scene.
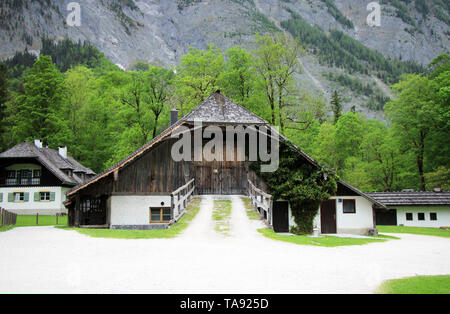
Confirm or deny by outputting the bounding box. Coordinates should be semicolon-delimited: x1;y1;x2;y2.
377;226;450;238
59;198;202;239
241;197;260;220
376;275;450;294
258;228;388;247
0;225;15;232
376;234;401;240
16;215;68;227
213;200;232;236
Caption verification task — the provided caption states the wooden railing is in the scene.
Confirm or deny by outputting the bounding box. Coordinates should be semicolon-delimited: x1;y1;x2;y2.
247;179;273;224
171;179;195;222
0;208;17;227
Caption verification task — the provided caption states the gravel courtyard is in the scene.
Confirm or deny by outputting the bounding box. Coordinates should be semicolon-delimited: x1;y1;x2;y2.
1;195;449;294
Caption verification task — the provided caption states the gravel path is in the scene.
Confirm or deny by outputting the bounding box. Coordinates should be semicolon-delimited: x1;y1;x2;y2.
1;195;449;294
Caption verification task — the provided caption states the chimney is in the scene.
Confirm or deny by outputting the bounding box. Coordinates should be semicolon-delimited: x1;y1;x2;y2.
170;109;179;126
34;139;43;149
58;146;67;159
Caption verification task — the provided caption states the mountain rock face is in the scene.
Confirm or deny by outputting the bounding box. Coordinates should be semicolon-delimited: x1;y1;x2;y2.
0;0;449;119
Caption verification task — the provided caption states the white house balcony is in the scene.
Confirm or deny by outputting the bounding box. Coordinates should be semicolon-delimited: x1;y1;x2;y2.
5;178;41;186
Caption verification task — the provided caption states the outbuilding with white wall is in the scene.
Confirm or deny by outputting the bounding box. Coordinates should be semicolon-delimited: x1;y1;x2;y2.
368;191;450;228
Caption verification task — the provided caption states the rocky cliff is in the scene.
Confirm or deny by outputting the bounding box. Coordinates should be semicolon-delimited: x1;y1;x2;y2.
1;0;448;119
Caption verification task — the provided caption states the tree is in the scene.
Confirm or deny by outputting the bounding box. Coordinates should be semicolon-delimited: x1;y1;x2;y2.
253;33;303;131
11;55;63;145
334;112;364;169
146;65;175;138
385;74;439;191
119;71;153;146
220;46;256;105
360;121;399;191
175;44;226;115
0;63;9;150
330;90;342;124
312;122;338;170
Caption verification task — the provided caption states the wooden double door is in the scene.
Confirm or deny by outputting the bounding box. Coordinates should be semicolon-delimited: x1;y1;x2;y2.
193;162;247;195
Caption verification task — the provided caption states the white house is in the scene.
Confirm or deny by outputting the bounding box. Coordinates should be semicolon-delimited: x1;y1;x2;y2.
0;140;95;215
368;191;450;228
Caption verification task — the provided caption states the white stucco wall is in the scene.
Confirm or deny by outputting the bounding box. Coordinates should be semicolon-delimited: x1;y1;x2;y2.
395;206;450;228
0;186;70;215
109;195;171;226
290;196;375;235
333;196;374;234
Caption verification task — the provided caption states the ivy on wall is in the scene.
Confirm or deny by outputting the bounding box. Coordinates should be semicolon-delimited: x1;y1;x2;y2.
252;141;338;235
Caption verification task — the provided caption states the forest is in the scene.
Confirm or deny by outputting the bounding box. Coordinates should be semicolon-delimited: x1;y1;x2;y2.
0;36;448;192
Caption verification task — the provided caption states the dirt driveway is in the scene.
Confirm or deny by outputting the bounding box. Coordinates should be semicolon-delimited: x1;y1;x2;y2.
1;195;449;293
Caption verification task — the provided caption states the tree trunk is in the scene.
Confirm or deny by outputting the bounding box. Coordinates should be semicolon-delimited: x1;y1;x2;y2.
417;134;426;191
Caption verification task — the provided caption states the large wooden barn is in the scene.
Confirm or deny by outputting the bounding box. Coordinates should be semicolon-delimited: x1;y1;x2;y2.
65;92;385;235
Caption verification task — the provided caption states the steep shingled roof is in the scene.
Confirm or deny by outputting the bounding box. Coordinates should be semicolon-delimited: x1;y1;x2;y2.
0;142;95;186
183;92;267;124
66;92;385;208
367;191;450;206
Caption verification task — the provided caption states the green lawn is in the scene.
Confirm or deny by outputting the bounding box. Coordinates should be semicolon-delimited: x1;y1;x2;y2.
0;226;15;232
376;275;450;294
59;198;202;239
377;226;450;238
0;215;68;232
258;228;391;247
213;200;232;236
16;215;68;227
241;197;261;220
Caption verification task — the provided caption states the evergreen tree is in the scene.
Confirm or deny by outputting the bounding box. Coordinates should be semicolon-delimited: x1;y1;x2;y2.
331;90;342;124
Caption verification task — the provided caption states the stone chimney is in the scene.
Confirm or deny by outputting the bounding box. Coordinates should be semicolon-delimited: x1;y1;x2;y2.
58;146;67;159
34;139;43;149
170;109;179;126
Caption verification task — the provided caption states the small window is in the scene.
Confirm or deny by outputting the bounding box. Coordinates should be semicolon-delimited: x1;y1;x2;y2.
150;209;161;222
343;199;356;214
406;213;413;221
150;208;171;224
40;192;51;201
418;213;425;221
21;170;32;179
430;213;437;221
7;171;16;179
14;192;25;202
33;170;41;178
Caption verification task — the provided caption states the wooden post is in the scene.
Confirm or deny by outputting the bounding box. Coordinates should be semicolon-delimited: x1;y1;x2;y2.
75;193;81;227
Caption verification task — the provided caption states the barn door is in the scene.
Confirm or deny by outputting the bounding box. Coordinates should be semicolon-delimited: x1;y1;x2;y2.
212;165;222;194
320;200;337;234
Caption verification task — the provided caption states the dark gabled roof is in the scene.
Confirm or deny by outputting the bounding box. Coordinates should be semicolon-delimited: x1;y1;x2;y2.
0;142;95;186
367;191;450;206
66;92;384;207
